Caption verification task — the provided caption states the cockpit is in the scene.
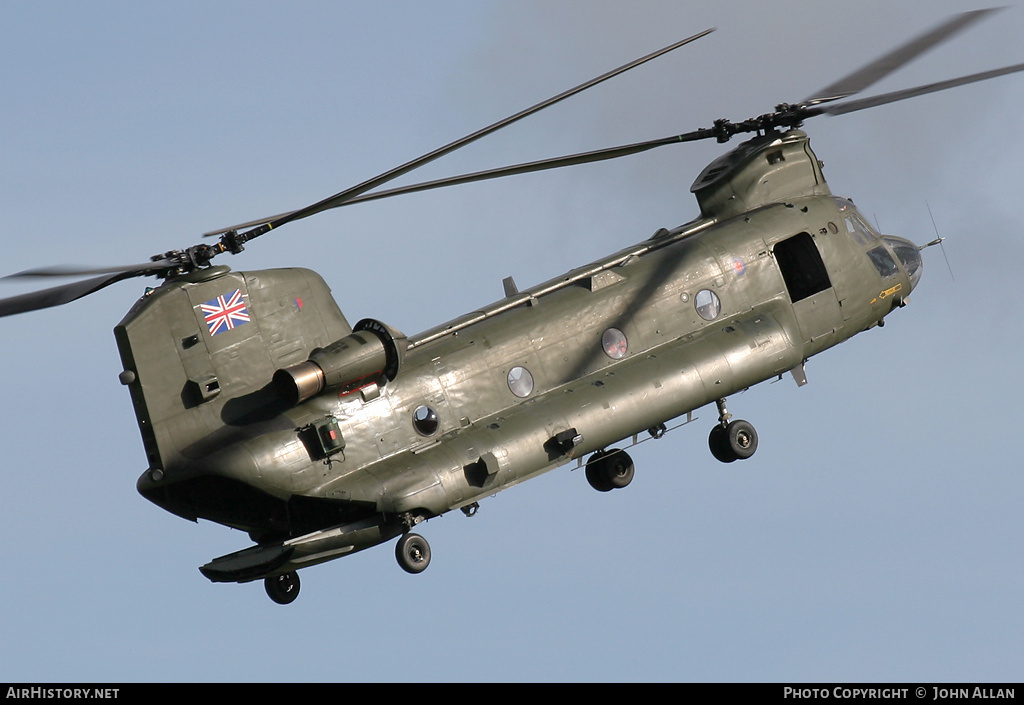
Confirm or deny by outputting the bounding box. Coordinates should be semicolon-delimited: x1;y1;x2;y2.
833;198;923;292
882;236;923;290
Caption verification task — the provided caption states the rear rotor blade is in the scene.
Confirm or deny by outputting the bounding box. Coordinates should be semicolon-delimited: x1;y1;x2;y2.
803;8;999;105
210;27;714;241
0;272;136;318
203;212;295;239
205;129;720;216
6;30;718;315
3;260;175;279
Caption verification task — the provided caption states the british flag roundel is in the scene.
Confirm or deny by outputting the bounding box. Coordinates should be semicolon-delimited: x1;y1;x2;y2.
201;289;250;335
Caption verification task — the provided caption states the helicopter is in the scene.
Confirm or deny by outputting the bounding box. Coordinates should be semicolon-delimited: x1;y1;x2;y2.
3;9;1022;606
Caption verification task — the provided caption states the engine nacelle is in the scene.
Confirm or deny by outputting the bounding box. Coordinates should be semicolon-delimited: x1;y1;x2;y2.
273;318;406;406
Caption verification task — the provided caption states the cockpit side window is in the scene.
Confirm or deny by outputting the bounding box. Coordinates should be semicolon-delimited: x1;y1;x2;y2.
845;215;876;246
883;236;923;289
833;197;877;246
867;246;899;278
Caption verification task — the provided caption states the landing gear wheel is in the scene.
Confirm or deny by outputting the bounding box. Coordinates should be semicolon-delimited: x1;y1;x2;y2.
585;449;634;491
604;449;635;489
586;450;613;492
709;424;736;463
264;571;300;605
395;532;431;574
727;419;758;460
709;420;758;463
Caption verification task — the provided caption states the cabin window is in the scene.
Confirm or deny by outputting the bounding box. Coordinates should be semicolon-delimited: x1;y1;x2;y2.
695;289;722;321
774;232;832;303
602;328;628;359
507;366;534;398
412;405;440;436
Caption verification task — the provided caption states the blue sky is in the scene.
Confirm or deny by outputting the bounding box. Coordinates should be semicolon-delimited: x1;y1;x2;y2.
1;0;1022;682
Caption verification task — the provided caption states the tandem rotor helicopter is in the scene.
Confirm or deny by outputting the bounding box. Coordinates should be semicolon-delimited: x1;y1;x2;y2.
3;10;1022;604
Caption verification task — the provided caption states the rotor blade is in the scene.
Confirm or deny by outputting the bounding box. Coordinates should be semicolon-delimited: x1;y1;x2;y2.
3;260;174;279
203;212;296;239
803;8;999;105
216;27;715;241
0;271;136;317
335;133;713;206
815;62;1024;116
206;130;717;219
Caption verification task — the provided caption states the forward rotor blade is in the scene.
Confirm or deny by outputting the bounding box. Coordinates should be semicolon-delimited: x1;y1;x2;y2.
803;8;999;105
816;62;1024;116
206;130;718;217
0;271;136;318
336;133;712;206
213;27;715;241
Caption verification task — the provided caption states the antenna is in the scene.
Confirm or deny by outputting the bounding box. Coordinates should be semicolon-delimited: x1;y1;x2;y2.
922;201;956;282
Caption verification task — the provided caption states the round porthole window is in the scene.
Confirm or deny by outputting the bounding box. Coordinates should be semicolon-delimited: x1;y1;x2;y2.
412;405;439;436
602;328;628;359
507;366;534;398
695;289;722;321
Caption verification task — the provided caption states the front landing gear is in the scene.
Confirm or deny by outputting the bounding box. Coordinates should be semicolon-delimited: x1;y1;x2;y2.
265;571;300;605
585;449;635;492
709;398;758;463
395;532;431;574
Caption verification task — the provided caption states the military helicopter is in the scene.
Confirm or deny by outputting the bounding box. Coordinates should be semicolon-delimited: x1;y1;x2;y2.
3;9;1021;605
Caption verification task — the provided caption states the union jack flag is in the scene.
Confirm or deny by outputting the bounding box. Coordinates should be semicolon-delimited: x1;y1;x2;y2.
201;289;250;335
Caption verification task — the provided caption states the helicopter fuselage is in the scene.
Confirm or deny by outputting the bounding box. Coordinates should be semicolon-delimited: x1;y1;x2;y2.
7;10;1016;604
117;130;921;583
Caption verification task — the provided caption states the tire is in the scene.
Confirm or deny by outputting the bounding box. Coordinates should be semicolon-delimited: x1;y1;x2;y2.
709;424;737;463
586;449;634;490
604;450;634;489
586;451;614;492
265;571;300;605
395;532;431;574
726;420;758;460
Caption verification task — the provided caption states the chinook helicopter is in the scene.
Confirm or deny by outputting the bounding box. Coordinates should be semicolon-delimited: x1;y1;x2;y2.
3;10;1022;605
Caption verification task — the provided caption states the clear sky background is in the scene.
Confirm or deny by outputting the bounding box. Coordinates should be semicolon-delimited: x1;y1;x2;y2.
1;0;1022;683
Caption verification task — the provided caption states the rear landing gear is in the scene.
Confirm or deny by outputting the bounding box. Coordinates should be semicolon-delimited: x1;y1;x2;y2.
709;398;758;463
264;571;300;605
395;532;431;574
585;449;635;492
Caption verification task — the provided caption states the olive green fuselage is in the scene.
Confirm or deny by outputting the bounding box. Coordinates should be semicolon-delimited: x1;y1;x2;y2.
119;130;920;579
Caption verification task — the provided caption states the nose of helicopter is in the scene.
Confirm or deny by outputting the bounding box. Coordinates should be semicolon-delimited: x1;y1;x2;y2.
883;236;924;291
